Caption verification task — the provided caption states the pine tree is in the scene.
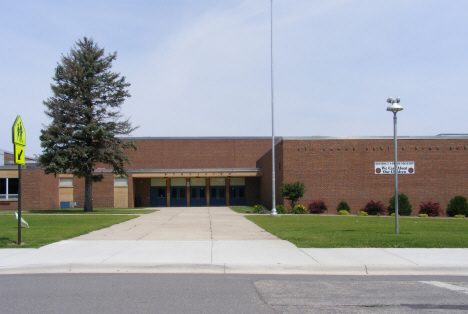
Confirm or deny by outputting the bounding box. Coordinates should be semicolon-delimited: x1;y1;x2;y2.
38;37;137;212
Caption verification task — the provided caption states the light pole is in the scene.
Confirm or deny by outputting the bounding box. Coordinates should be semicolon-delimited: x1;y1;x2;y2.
270;0;277;216
387;97;403;234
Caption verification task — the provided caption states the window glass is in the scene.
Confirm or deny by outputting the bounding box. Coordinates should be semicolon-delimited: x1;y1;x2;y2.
239;187;245;198
210;178;225;186
151;178;166;187
158;188;165;198
8;178;18;194
200;188;205;198
191;188;197;198
180;188;185;198
0;178;6;195
230;178;245;186
219;187;225;198
190;178;206;187
170;178;186;187
231;187;236;198
211;188;217;198
114;177;128;186
59;178;73;187
171;188;177;198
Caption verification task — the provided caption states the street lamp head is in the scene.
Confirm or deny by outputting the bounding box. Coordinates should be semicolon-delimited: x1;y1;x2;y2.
387;97;403;112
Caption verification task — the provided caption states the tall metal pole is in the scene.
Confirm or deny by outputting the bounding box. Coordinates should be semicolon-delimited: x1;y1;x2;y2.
18;164;21;244
393;112;399;234
270;0;277;216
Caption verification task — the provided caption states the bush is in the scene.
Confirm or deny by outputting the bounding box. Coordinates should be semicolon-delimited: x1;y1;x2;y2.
292;205;307;214
390;213;395;216
419;214;428;218
454;215;466;219
279;181;306;208
253;205;264;213
419;202;442;217
308;200;328;214
336;201;351;214
275;205;286;214
357;211;368;216
338;210;350;215
361;200;385;215
388;193;412;216
446;196;468;217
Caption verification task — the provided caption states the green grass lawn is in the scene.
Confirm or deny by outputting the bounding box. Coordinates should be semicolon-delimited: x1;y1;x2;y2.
0;208;157;215
0;211;150;248
246;215;468;248
229;206;256;213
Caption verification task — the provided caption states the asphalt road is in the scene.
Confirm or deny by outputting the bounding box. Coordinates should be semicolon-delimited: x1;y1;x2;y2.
2;274;468;313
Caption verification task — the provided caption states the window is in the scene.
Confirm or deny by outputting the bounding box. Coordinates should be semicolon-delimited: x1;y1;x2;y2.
59;178;73;187
0;178;19;199
114;177;128;186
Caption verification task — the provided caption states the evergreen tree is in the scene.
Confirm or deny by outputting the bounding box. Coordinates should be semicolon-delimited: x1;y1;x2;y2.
38;37;137;212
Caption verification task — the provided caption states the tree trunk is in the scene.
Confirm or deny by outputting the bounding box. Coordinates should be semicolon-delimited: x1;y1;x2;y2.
84;175;93;212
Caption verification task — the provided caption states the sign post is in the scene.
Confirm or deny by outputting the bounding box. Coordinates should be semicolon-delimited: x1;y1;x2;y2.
12;115;26;245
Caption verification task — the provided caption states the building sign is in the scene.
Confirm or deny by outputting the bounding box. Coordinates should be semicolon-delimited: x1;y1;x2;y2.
375;161;415;174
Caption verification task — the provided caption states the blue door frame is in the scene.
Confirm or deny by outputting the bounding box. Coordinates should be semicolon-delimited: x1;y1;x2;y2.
190;186;207;207
229;185;246;206
170;187;186;207
150;186;167;207
210;186;226;206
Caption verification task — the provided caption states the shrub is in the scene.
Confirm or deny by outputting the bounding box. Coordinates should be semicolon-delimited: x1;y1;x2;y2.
275;205;286;214
357;211;368;216
419;214;428;218
336;201;351;214
253;205;264;213
388;193;412;216
454;215;466;219
419;202;442;217
308;200;328;214
338;210;350;215
446;196;468;217
279;181;306;208
361;200;385;215
292;205;307;214
390;213;395;216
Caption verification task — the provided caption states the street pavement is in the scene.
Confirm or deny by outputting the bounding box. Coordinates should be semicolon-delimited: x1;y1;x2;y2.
1;207;468;275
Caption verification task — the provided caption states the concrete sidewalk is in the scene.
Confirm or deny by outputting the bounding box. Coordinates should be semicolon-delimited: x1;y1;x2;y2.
1;207;468;275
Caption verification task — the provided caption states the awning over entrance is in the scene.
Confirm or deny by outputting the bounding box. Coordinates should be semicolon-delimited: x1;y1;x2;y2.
131;168;261;208
130;168;262;178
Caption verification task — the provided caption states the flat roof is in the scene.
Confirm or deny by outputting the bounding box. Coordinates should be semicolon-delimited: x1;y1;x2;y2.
119;135;468;141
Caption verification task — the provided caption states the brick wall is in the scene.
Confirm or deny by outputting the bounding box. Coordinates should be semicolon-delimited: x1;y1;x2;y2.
245;177;262;206
271;138;468;216
124;138;272;169
22;169;59;210
257;140;283;209
73;172;114;208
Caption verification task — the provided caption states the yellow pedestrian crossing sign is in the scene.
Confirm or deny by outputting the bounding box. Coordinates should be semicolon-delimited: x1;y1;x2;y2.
12;115;26;146
12;115;26;165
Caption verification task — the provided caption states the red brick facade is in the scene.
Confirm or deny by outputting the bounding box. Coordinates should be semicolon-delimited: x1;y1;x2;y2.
2;136;467;212
257;137;468;216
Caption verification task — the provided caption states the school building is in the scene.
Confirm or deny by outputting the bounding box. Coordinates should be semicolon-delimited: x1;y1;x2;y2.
1;135;467;215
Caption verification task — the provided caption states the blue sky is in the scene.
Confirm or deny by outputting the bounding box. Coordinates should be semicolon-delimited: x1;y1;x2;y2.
1;0;467;156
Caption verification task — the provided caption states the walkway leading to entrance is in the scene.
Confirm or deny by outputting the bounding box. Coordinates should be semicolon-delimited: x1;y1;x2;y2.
2;207;468;275
74;207;278;241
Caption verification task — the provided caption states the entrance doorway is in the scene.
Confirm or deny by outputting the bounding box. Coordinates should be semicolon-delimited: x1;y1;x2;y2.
230;186;245;206
210;178;226;206
170;178;186;207
229;177;246;206
150;178;167;207
190;177;207;207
